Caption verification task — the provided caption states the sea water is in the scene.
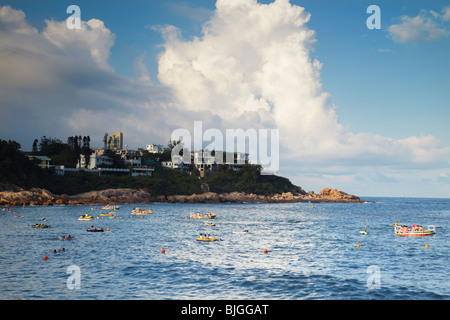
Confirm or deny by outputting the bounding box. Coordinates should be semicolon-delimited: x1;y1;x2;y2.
0;197;449;300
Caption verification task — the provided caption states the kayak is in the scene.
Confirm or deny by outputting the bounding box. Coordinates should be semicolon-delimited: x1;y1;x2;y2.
196;237;217;242
100;212;115;217
32;225;50;228
87;228;104;232
204;222;216;226
360;231;368;235
78;216;94;220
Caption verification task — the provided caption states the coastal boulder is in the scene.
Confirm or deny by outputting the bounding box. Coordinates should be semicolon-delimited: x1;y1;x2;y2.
318;188;360;201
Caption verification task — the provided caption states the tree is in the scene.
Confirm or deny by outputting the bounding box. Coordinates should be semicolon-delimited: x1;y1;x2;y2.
32;139;39;153
82;136;92;168
0;139;43;187
168;139;181;150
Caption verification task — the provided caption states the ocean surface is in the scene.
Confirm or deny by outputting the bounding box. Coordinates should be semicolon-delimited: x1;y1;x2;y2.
0;197;449;300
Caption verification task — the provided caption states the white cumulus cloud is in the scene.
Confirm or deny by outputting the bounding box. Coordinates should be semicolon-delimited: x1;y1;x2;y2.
156;0;450;171
388;8;450;43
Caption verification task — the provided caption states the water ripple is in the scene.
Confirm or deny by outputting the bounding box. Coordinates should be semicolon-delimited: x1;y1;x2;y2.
0;198;449;299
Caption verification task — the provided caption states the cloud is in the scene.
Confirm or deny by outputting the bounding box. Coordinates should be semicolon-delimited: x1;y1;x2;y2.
443;7;450;21
132;53;152;83
0;5;176;149
0;5;37;34
42;18;116;71
388;8;450;43
156;0;450;171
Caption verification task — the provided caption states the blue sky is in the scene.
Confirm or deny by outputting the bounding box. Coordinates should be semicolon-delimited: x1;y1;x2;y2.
0;0;449;197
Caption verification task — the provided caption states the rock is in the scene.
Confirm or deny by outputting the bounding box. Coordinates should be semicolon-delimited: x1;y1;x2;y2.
318;188;360;201
0;185;364;207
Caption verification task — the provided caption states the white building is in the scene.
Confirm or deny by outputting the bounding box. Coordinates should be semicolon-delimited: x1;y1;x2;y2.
161;155;191;171
77;153;113;169
146;144;170;154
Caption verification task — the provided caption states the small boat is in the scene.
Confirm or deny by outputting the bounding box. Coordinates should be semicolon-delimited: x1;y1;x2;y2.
395;225;436;237
190;213;216;219
131;208;153;215
32;224;50;228
204;222;216;226
196;237;218;242
78;215;94;221
360;230;368;235
100;212;116;217
102;205;119;210
87;228;104;232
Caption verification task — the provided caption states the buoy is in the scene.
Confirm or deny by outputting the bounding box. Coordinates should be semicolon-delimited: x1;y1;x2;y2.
312;205;314;209
364;226;367;229
259;219;262;223
356;244;360;248
425;244;429;249
107;228;110;231
264;248;268;254
161;249;166;254
43;256;48;260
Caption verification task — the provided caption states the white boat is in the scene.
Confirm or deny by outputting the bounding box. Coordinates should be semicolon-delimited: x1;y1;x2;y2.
394;225;436;237
131;207;153;215
102;205;119;210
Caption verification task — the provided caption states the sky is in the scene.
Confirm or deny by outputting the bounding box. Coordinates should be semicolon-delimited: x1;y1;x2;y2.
0;0;449;197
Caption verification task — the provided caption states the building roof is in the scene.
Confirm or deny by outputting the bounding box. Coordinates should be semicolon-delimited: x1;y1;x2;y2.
28;155;52;161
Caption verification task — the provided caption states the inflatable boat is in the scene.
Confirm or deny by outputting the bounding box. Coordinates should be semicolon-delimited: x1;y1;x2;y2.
395;225;436;237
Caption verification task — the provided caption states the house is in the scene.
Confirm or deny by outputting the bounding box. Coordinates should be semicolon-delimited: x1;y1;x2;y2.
130;167;155;176
161;155;191;171
192;150;216;173
225;152;249;171
27;155;51;169
146;144;170;154
117;149;142;167
161;150;250;175
77;153;113;169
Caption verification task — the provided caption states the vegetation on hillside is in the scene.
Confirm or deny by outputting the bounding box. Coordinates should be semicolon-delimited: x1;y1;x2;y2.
0;139;300;196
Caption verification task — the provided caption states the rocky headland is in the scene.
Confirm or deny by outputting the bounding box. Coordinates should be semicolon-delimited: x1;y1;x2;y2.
0;183;366;207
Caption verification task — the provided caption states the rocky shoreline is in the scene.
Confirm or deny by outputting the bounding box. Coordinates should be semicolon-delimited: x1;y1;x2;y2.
0;186;366;207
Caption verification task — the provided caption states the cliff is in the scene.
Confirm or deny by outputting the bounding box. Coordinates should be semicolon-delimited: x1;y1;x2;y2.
0;185;365;206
